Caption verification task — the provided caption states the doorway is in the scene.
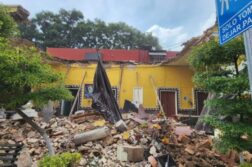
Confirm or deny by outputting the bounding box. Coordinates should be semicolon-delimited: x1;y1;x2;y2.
195;91;208;115
61;87;79;116
160;90;177;117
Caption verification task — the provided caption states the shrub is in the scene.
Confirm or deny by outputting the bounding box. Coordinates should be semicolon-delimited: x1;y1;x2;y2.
38;152;81;167
240;162;252;167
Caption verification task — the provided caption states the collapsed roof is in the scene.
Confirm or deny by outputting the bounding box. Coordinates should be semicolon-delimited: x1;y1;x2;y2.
47;48;178;64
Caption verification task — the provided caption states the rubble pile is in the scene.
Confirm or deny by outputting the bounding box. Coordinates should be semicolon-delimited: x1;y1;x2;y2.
0;112;232;166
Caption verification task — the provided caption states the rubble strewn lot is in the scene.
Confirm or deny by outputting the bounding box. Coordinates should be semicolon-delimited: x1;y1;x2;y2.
0;112;233;166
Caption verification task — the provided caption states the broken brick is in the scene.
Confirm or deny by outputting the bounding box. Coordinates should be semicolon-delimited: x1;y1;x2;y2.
185;146;195;155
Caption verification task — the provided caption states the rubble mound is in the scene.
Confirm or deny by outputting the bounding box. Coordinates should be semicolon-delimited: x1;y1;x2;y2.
0;113;229;166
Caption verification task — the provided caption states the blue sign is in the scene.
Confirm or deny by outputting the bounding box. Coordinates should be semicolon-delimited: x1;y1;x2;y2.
216;0;252;44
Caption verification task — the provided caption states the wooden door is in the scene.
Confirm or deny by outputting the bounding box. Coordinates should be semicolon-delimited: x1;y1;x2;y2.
196;91;208;115
160;91;176;117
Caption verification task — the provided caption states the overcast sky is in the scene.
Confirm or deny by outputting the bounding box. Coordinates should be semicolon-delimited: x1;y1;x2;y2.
1;0;216;51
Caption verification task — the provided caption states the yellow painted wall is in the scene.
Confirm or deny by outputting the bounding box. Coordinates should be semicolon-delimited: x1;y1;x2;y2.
52;63;195;111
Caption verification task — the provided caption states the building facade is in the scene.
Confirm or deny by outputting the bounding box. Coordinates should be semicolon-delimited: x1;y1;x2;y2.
48;48;206;117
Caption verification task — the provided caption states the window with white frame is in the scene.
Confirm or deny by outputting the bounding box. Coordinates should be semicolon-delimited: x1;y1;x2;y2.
133;87;143;107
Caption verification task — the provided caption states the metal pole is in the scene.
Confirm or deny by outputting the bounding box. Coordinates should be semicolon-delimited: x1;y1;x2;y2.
243;28;252;97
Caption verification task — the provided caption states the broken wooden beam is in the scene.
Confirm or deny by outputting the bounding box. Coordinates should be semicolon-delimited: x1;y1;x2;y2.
70;112;101;119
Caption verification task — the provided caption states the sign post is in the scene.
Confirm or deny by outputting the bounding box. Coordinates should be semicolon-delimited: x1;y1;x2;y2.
215;0;252;95
244;29;252;95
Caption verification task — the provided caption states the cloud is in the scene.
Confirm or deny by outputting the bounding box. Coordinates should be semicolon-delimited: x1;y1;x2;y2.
147;25;189;51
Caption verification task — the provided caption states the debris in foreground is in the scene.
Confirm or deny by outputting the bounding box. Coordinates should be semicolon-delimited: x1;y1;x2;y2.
0;112;232;166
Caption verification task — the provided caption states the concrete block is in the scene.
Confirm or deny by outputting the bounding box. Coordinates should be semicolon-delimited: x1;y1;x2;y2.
11;109;38;120
117;145;144;162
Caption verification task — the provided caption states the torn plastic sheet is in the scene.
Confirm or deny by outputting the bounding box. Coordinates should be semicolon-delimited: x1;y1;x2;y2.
92;57;122;123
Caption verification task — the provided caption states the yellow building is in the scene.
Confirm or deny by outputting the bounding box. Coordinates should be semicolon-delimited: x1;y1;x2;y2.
47;48;208;117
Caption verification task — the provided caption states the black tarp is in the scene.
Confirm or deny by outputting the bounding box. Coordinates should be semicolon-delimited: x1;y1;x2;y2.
92;57;122;123
123;100;138;112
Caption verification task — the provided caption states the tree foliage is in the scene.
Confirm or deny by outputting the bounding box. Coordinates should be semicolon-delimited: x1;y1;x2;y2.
189;38;252;153
0;38;72;109
18;9;161;50
0;5;18;37
0;6;72;109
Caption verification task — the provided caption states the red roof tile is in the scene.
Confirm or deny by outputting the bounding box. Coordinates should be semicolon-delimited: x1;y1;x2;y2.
166;51;178;59
47;48;149;63
47;48;178;63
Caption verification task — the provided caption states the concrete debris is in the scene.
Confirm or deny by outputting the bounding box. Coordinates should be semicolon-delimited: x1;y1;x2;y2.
102;135;114;146
130;117;148;124
73;126;110;145
16;148;33;167
115;119;128;132
41;100;55;123
27;138;39;144
136;104;150;120
149;146;158;157
11;109;38;120
117;145;144;162
21;101;33;109
0;112;233;166
74;110;85;115
0;108;6;122
175;126;193;136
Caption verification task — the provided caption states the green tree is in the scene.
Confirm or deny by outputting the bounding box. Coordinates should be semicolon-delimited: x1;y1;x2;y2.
0;39;72;110
0;6;72;155
18;9;161;50
0;5;18;37
19;9;84;49
189;38;252;153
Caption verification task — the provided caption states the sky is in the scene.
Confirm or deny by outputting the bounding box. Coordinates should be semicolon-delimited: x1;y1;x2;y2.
1;0;216;51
